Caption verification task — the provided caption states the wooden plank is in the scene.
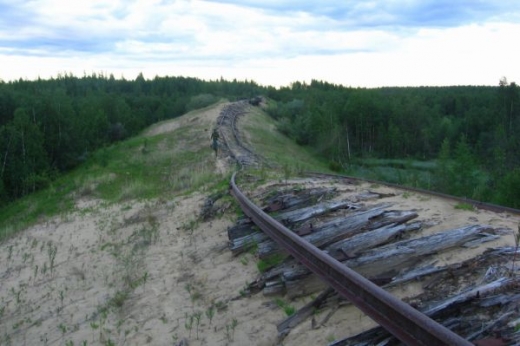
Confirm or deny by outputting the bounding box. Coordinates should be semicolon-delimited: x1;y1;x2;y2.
344;224;495;278
277;287;335;336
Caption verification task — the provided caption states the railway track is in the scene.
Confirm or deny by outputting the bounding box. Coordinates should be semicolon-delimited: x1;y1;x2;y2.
231;174;518;345
215;100;265;167
230;172;473;346
217;100;520;345
308;172;520;216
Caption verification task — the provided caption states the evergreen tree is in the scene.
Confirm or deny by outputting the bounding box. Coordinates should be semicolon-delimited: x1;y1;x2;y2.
435;138;452;193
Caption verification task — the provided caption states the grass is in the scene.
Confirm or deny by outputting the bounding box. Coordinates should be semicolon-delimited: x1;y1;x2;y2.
0;185;75;241
242;107;331;173
110;290;130;308
0;113;225;243
274;298;296;316
257;253;287;273
454;202;475;211
360;158;437;171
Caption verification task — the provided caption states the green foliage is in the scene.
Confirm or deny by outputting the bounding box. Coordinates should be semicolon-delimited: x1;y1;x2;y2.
205;305;215;325
184;312;194;339
193;311;202;339
435;138;452;192
0;74;263;206
264;80;520;209
109;290;129;309
58;323;67;334
186;93;218;111
454;203;475;211
433;135;487;200
2;74;520;243
243;107;331;173
326;334;336;343
0;116;231;241
495;169;520;209
274;298;296;316
224;318;238;342
451;135;478;197
257;253;286;273
328;161;342;172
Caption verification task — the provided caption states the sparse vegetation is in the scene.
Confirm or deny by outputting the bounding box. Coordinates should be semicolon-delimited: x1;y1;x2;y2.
224;318;238;342
454;202;475;211
240;255;249;265
184;312;194;339
193;311;203;339
205;305;215;325
257;253;286;273
275;298;296;317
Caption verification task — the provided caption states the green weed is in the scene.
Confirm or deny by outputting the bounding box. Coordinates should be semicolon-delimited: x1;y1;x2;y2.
224;318;238;342
257;253;286;273
205;305;215;325
193;311;202;340
58;323;67;335
326;334;336;342
159;314;168;324
184;312;194;339
274;298;296;317
47;242;58;276
454;202;475;211
110;290;129;309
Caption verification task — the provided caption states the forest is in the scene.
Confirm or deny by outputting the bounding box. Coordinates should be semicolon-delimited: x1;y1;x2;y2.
0;73;262;205
0;74;519;208
264;78;520;208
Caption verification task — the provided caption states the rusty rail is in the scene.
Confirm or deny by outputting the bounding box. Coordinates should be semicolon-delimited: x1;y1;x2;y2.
307;171;520;215
216;101;265;167
230;172;473;346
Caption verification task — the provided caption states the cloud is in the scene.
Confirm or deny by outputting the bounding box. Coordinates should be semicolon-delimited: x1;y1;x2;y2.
1;0;514;57
0;0;519;86
204;0;520;27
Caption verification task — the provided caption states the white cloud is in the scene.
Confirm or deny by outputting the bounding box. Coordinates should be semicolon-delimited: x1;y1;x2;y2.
1;0;520;86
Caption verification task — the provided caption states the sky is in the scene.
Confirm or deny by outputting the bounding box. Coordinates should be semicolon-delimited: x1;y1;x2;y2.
1;0;519;88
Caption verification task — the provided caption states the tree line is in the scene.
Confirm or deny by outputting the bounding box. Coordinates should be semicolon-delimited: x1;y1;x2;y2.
264;78;520;208
0;73;261;205
1;74;519;209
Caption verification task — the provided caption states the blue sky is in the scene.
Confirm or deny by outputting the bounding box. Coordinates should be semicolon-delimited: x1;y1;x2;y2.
1;0;519;87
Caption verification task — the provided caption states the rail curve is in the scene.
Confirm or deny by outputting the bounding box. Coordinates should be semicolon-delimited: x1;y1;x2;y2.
222;100;520;345
307;171;520;216
230;171;473;346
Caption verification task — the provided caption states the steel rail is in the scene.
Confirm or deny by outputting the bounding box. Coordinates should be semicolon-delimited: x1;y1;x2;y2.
230;172;473;346
306;171;520;215
219;101;267;167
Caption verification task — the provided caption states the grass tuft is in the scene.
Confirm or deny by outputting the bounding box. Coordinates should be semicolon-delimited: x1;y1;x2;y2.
257;253;286;273
454;202;475;211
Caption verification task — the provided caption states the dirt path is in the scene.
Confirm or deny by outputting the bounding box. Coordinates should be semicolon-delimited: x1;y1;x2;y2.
144;100;238;175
